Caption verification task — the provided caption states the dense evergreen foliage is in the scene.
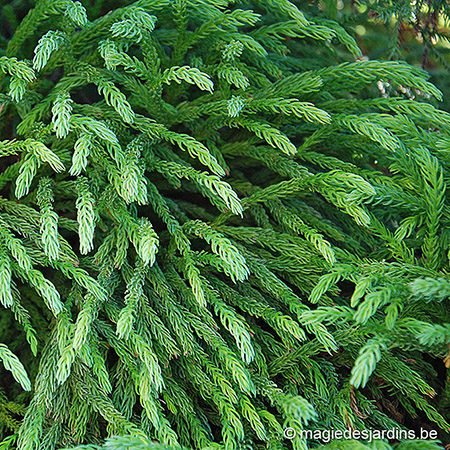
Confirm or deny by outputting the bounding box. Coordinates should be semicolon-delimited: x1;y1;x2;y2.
324;0;450;109
0;1;449;449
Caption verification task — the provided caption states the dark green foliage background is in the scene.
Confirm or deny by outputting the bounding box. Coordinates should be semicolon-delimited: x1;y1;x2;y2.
315;0;450;110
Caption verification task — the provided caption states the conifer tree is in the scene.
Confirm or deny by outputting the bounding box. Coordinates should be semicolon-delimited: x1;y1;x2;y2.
0;1;449;450
328;0;450;109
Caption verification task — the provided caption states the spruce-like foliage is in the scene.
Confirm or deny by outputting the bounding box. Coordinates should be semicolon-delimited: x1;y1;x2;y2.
0;1;449;450
328;0;450;109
